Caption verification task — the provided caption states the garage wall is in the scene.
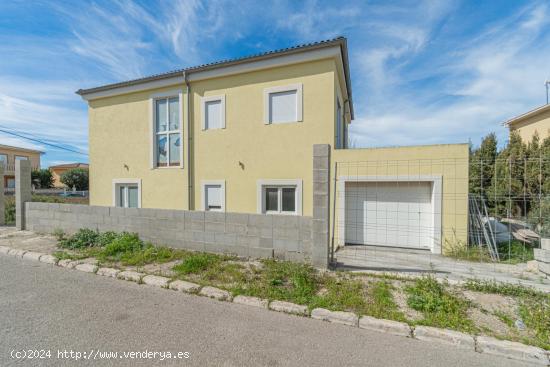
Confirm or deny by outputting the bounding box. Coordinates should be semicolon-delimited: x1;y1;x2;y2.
331;144;469;254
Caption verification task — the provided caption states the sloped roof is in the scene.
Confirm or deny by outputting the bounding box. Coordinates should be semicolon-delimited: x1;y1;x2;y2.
503;104;550;126
49;162;89;169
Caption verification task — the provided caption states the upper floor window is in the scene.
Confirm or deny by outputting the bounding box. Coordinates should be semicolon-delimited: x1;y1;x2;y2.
15;155;28;161
153;93;181;168
201;95;226;130
0;154;7;168
263;84;303;124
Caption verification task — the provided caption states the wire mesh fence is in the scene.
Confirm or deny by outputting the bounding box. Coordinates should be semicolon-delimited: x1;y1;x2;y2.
330;156;550;287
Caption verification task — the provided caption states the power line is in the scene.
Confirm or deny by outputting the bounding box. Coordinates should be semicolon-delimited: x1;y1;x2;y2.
0;126;88;156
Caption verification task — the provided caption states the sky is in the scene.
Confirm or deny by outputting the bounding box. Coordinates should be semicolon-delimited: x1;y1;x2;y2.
0;0;549;166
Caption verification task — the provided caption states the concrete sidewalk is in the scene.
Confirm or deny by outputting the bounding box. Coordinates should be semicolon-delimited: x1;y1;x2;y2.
335;245;550;292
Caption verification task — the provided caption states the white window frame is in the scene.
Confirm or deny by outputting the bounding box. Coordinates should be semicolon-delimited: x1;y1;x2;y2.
263;83;303;124
201;180;226;212
112;179;142;208
257;179;302;215
201;95;226;130
15;155;28;161
149;90;184;169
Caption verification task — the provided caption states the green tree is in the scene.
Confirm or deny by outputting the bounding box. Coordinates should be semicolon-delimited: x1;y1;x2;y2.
31;169;54;189
60;168;89;190
469;133;497;197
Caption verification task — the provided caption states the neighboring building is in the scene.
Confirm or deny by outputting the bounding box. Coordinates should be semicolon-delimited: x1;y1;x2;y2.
0;144;42;188
49;163;89;188
77;37;469;255
504;104;550;143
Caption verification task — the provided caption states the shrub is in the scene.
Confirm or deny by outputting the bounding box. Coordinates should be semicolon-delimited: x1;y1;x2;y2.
60;168;89;190
31;169;54;189
102;232;143;257
5;197;15;224
97;231;119;247
59;228;100;249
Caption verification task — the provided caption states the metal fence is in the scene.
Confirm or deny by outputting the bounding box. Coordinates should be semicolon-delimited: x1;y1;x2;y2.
330;156;550;287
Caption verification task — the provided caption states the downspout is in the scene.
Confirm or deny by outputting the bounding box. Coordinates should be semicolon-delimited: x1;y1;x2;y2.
184;72;192;210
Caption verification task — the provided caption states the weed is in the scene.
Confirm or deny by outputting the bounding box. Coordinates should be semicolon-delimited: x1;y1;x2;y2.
59;228;100;249
464;279;541;298
52;228;65;241
101;232;143;258
406;276;474;332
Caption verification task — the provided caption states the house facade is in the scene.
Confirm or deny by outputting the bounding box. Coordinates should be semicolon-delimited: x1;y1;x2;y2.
49;163;89;188
504;104;550;143
0;144;41;189
78;37;468;256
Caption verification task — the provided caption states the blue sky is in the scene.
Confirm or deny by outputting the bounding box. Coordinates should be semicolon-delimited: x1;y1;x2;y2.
1;0;549;166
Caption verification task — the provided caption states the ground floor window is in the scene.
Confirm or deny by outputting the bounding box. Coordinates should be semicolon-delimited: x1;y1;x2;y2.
113;179;141;208
257;179;302;215
6;177;15;189
201;180;225;212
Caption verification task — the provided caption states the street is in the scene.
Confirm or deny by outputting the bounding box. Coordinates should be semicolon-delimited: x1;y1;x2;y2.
0;255;533;367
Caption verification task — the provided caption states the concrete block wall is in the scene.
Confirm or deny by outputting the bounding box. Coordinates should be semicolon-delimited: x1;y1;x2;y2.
0;165;4;225
25;203;314;262
534;239;550;277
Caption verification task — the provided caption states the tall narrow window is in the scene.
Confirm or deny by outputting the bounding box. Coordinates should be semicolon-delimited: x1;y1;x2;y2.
336;99;342;149
0;154;7;169
264;84;303;124
155;96;180;167
202;95;225;130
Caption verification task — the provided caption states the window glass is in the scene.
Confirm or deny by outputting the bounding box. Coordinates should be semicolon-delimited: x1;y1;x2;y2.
169;97;179;130
205;100;222;129
156;99;167;132
157;135;167;166
206;185;222;210
336;100;342;149
269;90;297;123
282;188;296;212
0;154;6;168
169;134;180;165
265;188;279;211
127;186;139;208
15;156;28;161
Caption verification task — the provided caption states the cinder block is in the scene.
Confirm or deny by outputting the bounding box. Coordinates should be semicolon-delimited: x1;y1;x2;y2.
248;247;274;259
534;248;550;263
225;223;247;235
226;212;248;225
313;144;330;157
247;214;272;227
205;221;225;233
259;237;273;249
185;211;205;222
215;233;236;245
312;220;329;235
313;169;329;183
204;211;225;223
313;181;329;194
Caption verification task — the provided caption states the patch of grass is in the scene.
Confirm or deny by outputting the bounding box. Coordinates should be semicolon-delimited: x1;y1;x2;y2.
519;297;550;350
365;281;406;321
101;232;143;257
406;276;474;332
173;253;223;274
120;245;184;266
496;241;535;264
464;279;541;298
310;276;368;313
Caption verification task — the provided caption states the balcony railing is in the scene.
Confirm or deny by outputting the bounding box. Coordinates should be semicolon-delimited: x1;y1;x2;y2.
0;163;40;173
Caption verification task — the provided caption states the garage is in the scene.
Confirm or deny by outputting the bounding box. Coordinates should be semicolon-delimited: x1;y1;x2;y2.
343;180;439;251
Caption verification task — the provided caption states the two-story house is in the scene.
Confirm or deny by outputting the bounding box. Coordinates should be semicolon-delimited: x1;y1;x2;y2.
0;144;42;188
77;37;469;257
504;104;550;143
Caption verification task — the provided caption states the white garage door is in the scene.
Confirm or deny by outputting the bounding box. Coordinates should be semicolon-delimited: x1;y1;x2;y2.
345;181;434;249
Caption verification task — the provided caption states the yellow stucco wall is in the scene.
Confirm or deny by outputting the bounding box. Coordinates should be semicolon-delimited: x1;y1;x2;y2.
331;144;470;253
88;58;339;214
509;109;550;143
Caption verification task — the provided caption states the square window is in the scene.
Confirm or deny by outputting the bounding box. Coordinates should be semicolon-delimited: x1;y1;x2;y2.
269;90;297;123
202;181;225;212
259;182;300;215
115;182;140;208
264;84;302;124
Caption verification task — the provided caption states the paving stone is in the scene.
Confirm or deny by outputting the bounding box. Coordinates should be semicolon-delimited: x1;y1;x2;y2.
0;246;10;254
39;255;58;264
22;251;44;261
199;286;232;301
96;267;120;278
233;295;268;309
142;275;170;288
7;248;27;258
117;270;144;282
476;336;549;365
413;326;474;350
169;280;200;293
268;300;308;316
311;308;358;327
74;263;98;273
359;316;412;337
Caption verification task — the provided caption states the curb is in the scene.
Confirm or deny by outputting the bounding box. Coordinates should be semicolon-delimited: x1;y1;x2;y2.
1;247;549;366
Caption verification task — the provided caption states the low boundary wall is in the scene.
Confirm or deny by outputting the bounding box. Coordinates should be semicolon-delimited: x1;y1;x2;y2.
25;203;314;262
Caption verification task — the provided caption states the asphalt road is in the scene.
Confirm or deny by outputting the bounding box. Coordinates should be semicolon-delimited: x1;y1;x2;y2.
0;255;534;367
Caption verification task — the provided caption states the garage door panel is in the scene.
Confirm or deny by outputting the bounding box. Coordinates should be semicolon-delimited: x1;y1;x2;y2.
345;181;433;249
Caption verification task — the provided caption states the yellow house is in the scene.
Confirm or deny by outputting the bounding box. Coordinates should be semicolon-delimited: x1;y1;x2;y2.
0;144;42;188
49;163;89;188
77;37;468;255
504;104;550;143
